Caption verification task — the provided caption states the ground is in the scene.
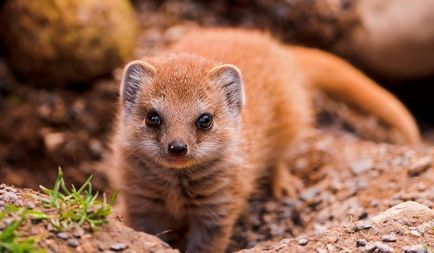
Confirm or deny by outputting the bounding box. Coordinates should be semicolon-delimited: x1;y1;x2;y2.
0;1;433;252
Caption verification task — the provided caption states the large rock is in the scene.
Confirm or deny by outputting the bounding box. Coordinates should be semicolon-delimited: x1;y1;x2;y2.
334;0;434;81
0;0;138;86
238;201;434;252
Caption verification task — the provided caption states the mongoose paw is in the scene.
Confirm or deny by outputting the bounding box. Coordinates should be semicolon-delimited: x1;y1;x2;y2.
272;164;303;200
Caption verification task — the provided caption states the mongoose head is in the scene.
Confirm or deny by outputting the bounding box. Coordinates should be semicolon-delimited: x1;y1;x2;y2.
119;54;245;169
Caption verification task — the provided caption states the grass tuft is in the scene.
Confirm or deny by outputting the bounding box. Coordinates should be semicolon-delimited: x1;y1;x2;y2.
39;167;116;231
0;205;46;253
0;168;115;252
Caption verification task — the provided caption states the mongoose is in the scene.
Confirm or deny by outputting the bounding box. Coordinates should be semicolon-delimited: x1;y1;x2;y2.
108;28;420;253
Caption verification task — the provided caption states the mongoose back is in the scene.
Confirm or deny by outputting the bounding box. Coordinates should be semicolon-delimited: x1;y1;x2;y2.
109;28;420;253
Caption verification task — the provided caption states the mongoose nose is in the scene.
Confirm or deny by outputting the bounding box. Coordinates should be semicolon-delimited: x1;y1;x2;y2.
168;142;188;156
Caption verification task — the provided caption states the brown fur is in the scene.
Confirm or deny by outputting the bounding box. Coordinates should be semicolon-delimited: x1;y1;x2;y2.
108;28;420;253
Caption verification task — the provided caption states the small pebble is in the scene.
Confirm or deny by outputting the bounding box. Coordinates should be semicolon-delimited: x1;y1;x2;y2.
407;156;431;176
402;245;428;253
326;244;335;251
279;239;290;244
316;248;327;253
297;237;309;246
410;229;422;237
57;232;69;240
364;243;376;252
110;243;128;251
67;238;80;248
353;221;372;231
97;242;106;251
4;187;17;193
356;239;367;247
3;191;18;202
73;227;85;238
381;233;397;242
350;159;373;174
374;242;393;253
3;218;13;225
300;187;320;201
26;202;35;209
46;223;55;232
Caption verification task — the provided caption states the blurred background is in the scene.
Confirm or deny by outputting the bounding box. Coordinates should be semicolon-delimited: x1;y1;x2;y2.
0;0;433;193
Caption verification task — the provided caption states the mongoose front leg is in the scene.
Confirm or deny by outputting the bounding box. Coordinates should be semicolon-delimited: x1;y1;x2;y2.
186;210;240;253
272;160;303;199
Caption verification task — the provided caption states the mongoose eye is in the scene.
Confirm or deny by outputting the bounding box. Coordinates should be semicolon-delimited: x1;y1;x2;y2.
197;113;213;130
146;110;161;128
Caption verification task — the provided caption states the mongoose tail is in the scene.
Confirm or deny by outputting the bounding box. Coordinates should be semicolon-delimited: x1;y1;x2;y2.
291;46;421;145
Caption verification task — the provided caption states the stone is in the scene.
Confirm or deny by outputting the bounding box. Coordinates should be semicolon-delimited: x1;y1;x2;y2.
374;242;393;253
371;201;434;224
381;233;397;242
356;239;367;247
57;232;69;240
297;237;309;246
67;238;80;248
402;245;428;253
110;243;128;251
353;221;372;231
3;191;18;203
0;0;138;86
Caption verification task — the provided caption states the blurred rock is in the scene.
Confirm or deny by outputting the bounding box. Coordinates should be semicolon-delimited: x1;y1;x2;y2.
334;0;434;81
0;0;138;87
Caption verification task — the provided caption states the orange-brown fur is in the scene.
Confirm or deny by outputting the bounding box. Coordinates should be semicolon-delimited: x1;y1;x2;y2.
108;28;420;253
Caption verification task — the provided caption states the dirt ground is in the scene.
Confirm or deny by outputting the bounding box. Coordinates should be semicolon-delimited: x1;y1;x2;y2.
1;1;434;252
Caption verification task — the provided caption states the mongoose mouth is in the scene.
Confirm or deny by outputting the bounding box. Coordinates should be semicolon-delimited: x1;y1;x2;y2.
166;157;190;168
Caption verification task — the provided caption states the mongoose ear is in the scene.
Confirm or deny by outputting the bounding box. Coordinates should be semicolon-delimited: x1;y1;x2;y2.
120;60;156;113
208;64;245;113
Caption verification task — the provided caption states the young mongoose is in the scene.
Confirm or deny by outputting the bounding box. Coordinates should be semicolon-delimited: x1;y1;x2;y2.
108;28;420;253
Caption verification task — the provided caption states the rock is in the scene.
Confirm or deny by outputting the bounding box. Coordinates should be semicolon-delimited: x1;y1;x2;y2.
297;237;309;246
363;242;377;252
3;187;17;193
402;245;428;253
0;0;138;86
353;221;372;231
356;239;367;247
407;156;432;176
334;0;434;80
73;227;85;238
300;187;320;201
381;233;397;242
110;243;128;251
3;191;18;203
409;229;422;237
350;159;373;174
67;238;80;248
371;201;434;224
57;232;69;240
374;242;393;253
